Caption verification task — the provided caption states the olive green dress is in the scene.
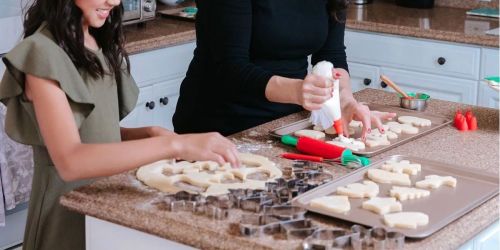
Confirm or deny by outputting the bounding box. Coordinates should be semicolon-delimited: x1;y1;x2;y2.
0;24;139;250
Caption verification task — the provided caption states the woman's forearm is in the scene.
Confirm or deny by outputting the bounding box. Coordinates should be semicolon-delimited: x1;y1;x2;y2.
265;75;303;105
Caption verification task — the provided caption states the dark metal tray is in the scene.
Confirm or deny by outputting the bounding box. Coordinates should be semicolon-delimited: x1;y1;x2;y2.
291;155;499;238
269;104;452;157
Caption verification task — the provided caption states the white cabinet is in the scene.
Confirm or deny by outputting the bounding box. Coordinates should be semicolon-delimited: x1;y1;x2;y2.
346;30;496;106
120;42;196;129
0;56;5;77
459;221;500;250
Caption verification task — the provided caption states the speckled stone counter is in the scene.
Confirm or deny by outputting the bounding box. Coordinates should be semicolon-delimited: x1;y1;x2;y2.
61;88;499;250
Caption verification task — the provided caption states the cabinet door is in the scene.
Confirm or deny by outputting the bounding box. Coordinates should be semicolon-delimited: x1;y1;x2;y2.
481;48;499;77
151;78;182;130
477;83;499;109
120;85;155;128
380;67;478;104
348;62;380;92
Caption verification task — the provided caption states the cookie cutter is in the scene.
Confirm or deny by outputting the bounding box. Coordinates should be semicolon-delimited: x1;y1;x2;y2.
263;205;307;221
302;229;351;250
280;218;318;239
350;225;405;250
239;214;281;237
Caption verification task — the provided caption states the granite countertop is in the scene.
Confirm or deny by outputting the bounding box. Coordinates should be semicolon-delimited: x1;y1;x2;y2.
123;1;499;54
61;88;499;250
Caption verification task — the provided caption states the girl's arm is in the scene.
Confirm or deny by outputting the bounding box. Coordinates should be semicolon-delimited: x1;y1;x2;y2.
26;74;239;182
120;126;174;141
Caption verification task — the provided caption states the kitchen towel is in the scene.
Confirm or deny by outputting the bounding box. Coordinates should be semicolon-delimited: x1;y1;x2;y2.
0;103;33;226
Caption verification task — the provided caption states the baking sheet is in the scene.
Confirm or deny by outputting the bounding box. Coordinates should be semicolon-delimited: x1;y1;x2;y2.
269;104;453;157
291;155;499;238
159;7;196;22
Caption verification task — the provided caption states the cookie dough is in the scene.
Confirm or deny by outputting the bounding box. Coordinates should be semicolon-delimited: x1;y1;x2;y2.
390;186;430;201
362;197;402;215
136;153;282;196
309;195;351;213
385;121;419;134
294;129;326;140
383;212;429;229
313;125;355;135
327;137;366;151
415;175;457;189
381;160;421;175
365;133;391;148
336;180;379;198
367;169;411;186
397;116;432;127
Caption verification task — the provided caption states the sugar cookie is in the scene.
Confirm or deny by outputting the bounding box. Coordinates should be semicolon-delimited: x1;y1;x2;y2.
362;197;402;215
415;175;457;189
397;116;432;127
385;121;419;134
294;129;326;140
336;180;379;198
313;125;354;135
390;186;430;201
364;133;391;148
367;169;411;186
309;195;351;213
384;212;429;229
327;137;366;151
381;160;421;175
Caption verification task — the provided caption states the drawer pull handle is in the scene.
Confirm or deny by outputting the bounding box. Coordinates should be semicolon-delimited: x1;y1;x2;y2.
380;81;388;88
437;57;446;65
160;97;169;105
363;78;372;85
146;101;155;110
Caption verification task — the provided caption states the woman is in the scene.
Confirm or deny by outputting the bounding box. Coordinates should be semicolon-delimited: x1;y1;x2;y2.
0;0;239;249
173;0;395;137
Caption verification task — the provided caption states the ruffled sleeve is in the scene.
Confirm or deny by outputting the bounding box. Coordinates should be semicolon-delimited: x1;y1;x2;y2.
117;63;139;121
0;32;95;146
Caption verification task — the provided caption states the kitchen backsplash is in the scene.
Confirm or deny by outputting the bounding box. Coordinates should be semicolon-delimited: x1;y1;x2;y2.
435;0;499;9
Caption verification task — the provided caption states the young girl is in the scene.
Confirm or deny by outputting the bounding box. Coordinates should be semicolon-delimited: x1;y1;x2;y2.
0;0;239;249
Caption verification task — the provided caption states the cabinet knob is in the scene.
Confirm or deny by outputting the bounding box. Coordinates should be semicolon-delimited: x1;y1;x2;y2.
146;101;155;110
380;81;388;88
159;97;169;105
363;78;372;85
437;57;446;65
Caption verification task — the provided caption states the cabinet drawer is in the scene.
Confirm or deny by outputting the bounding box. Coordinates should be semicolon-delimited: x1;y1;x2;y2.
380;67;478;104
346;31;481;80
348;62;380;92
129;42;195;87
481;48;499;78
151;78;182;130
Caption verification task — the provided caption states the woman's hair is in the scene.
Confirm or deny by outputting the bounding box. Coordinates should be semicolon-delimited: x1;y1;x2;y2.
23;0;130;84
328;0;349;21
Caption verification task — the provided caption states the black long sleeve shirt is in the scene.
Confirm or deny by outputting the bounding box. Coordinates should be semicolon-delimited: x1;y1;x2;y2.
173;0;348;136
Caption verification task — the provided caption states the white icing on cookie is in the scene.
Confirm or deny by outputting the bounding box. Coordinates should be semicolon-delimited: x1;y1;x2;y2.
390;186;430;201
415;175;457;189
294;129;326;140
397;116;432;127
309;195;351;213
381;160;421;175
336;180;379;198
385;121;419;134
362;197;402;215
327;137;366;151
367;169;411;186
384;212;429;229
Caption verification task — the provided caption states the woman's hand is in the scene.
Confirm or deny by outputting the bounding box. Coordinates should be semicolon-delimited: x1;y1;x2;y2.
342;101;396;139
298;74;334;111
170;132;240;167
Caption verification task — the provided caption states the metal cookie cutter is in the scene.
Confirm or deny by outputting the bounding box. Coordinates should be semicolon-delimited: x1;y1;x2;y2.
263;205;307;221
239;214;281;237
302;229;350;250
350;225;405;250
280;219;318;239
239;194;274;213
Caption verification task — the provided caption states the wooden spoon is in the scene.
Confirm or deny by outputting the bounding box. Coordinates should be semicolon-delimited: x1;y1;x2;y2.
380;75;412;99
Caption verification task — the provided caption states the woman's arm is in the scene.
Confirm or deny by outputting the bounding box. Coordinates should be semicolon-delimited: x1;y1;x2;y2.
26;74;239;182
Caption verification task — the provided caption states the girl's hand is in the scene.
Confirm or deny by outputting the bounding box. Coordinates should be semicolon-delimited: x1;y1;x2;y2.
299;74;334;111
170;132;240;167
341;101;396;140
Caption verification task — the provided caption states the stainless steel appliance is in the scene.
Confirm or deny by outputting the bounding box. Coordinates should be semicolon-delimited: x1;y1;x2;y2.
352;0;373;5
123;0;157;25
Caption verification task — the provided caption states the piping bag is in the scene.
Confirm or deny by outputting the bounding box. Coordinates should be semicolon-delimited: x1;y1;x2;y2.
309;61;344;138
281;135;370;167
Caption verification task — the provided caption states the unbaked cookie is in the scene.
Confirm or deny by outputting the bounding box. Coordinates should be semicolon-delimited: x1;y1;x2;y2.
384;212;429;229
367;169;411;186
313;125;355;135
336;180;379;198
309;195;351;213
397;116;432;127
362;197;402;215
385;121;419;134
415;175;457;189
327;137;366;151
390;186;430;201
381;160;421;175
294;129;326;140
364;133;391;148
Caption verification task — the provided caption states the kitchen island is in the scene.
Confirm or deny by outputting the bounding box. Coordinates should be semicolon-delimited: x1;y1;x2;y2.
61;88;499;250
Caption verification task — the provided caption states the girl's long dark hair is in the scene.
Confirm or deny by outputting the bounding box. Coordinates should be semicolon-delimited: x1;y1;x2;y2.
329;0;349;21
23;0;130;84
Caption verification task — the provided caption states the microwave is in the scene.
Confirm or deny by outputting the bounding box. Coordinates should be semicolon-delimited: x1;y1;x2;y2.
123;0;157;25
